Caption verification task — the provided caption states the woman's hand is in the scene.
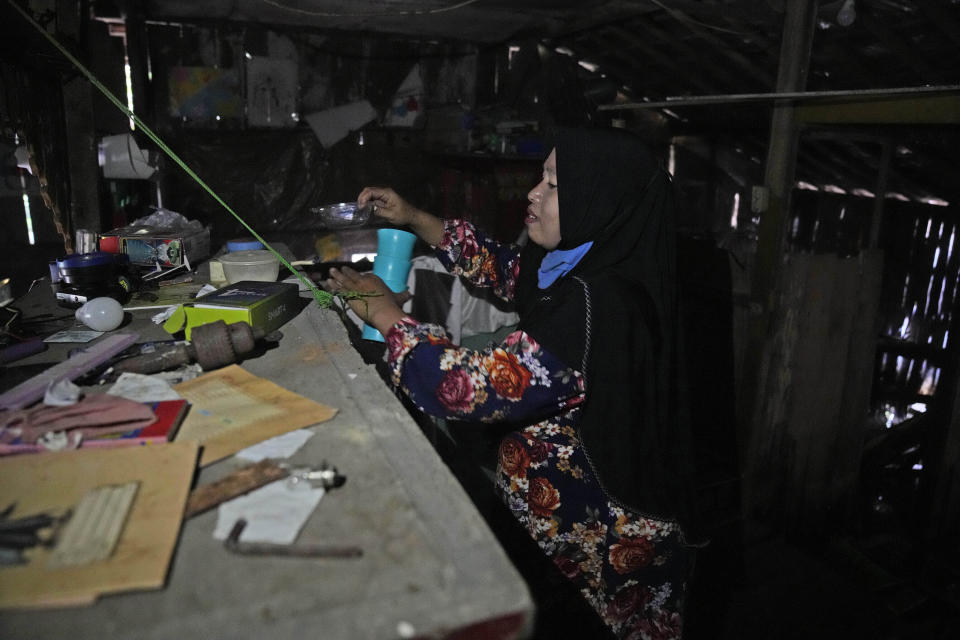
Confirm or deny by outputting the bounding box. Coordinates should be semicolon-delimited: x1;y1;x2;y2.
356;186;444;246
357;187;419;227
324;266;410;334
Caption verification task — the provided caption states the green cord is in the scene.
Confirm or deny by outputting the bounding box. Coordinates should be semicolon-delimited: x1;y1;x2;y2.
9;0;351;309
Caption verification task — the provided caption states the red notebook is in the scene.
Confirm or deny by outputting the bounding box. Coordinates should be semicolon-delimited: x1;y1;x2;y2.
84;399;190;446
0;399;190;454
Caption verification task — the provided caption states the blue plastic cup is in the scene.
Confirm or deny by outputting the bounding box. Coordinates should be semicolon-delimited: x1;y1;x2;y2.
372;255;411;290
362;256;411;342
376;228;416;260
362;323;385;341
362;230;416;342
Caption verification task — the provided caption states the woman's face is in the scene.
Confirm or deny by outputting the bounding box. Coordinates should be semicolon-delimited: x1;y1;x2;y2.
525;149;561;250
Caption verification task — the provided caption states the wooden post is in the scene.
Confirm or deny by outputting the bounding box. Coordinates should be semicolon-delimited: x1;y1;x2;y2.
739;0;819;522
868;141;892;248
922;303;960;541
58;0;101;236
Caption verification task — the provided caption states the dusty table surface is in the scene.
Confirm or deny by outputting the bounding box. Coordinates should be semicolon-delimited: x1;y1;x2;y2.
0;284;533;639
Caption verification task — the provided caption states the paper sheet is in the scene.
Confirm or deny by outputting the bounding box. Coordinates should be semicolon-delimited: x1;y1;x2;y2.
235;429;314;462
174;365;337;466
213;480;325;544
107;372;182;402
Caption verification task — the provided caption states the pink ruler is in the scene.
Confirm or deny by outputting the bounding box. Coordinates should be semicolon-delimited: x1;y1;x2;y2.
0;332;139;411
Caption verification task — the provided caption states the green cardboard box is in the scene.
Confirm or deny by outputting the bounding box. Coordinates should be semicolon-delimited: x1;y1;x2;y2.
163;280;299;340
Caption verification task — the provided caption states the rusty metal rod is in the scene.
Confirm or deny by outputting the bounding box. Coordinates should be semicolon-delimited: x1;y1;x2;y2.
224;519;362;558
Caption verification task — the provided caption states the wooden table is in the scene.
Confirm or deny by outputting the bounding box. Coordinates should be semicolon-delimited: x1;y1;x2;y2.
0;283;533;639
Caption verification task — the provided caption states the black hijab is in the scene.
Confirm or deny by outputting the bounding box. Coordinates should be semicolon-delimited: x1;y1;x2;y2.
516;127;695;526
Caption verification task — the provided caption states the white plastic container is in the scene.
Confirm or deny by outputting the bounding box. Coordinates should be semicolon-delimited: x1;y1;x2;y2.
219;250;280;284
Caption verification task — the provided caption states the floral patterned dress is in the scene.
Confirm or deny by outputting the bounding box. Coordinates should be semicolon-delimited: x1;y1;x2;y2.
384;220;690;639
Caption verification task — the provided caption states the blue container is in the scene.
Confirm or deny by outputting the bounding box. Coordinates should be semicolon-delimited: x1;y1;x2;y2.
226;238;265;252
372;255;411;290
362;230;416;342
376;228;416;260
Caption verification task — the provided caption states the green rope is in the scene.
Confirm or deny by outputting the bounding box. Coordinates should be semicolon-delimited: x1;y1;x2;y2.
8;0;360;310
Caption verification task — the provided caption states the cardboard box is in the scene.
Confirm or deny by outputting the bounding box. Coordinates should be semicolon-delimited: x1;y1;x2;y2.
117;227;211;268
163;281;299;339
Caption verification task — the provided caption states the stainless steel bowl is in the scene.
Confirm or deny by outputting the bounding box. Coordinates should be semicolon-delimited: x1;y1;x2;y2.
311;202;372;228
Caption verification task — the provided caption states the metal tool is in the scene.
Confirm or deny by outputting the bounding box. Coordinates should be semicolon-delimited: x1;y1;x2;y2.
0;503;66;566
110;320;280;375
185;460;346;519
224;519;362;558
281;463;347;490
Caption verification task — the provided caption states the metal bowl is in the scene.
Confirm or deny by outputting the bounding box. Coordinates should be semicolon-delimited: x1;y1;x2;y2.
311;202;372;229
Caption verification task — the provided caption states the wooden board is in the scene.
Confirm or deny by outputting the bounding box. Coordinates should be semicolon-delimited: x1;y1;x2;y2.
0;441;199;609
173;365;338;466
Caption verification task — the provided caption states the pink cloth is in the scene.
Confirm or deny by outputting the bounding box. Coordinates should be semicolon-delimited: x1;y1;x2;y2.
0;394;156;444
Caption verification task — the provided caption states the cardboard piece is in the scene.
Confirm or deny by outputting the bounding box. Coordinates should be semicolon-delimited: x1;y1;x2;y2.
162;281;299;340
118;227;211;268
0;441;199;609
173;365;337;466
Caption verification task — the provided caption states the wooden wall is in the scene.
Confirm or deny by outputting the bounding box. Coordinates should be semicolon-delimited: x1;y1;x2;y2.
743;249;885;533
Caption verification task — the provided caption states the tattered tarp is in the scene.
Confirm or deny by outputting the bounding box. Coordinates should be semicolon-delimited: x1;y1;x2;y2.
157;129;329;238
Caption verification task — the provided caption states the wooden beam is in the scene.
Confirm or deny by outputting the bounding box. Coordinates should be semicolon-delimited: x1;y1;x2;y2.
858;6;946;84
560;21;730;99
614;16;755;93
922;292;960;542
57;0;101;235
913;0;960;49
740;0;819;526
797;94;960;124
655;4;776;88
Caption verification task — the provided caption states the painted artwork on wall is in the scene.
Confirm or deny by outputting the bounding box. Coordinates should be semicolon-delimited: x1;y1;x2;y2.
246;57;299;128
168;67;241;124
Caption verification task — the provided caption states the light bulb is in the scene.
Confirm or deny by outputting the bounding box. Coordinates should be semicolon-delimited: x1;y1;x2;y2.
837;0;856;27
75;297;125;331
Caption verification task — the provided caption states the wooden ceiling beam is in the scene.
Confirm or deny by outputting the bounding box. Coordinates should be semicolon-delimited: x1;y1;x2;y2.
798;140;879;190
639;0;781;26
652;5;776;88
610;17;756;93
569;27;721;97
857;7;946;83
913;0;960;49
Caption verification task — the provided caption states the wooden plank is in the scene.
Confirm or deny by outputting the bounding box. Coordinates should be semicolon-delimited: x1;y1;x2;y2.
783;254;859;531
0;441;199;608
173;365;338;466
834;250;885;525
747;251;884;532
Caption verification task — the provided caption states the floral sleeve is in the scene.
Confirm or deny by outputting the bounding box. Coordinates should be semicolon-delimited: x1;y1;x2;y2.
435;219;521;303
385;317;584;423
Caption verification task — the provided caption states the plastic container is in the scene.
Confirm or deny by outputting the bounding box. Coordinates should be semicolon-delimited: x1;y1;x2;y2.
219;250;280;284
311;202;373;229
362;228;417;342
226;238;265;252
376;228;416;260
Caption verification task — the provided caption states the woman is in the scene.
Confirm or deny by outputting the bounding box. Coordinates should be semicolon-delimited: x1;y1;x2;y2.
327;127;697;639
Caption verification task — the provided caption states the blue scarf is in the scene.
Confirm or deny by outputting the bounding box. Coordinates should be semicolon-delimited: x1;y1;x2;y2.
537;241;593;289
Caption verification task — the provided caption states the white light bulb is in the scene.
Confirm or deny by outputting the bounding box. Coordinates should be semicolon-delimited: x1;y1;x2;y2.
837;0;856;27
75;297;125;331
